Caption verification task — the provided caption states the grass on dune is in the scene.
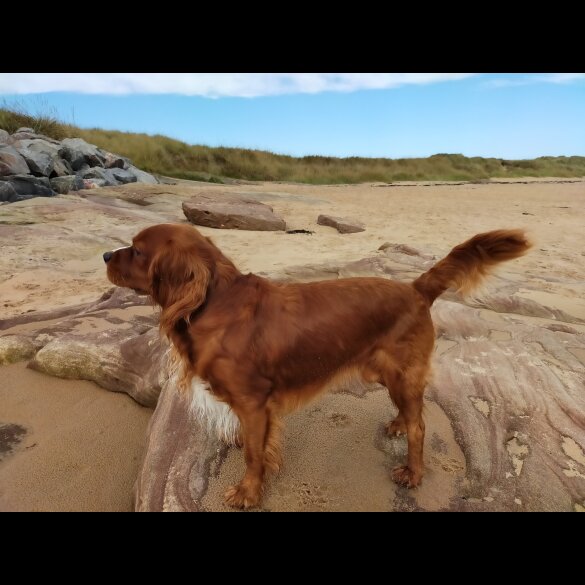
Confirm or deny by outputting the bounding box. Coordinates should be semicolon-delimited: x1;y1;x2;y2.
1;104;584;184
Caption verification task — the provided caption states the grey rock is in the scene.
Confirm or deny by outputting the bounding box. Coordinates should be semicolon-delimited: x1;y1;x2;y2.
18;147;53;176
16;127;34;133
80;166;120;186
8;131;60;144
0;145;30;176
126;164;159;184
182;192;286;231
74;163;91;177
0;174;55;198
13;139;72;177
111;168;137;184
1;174;51;188
61;138;106;169
0;181;19;202
317;214;365;234
50;175;85;194
0;129;9;143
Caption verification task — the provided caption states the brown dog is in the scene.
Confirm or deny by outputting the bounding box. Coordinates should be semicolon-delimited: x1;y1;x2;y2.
104;223;530;509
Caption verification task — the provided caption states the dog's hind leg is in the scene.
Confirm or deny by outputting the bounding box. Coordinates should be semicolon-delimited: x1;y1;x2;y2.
390;383;426;488
373;348;431;489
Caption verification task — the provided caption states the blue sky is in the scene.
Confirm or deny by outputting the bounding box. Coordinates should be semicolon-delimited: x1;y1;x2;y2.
1;73;584;159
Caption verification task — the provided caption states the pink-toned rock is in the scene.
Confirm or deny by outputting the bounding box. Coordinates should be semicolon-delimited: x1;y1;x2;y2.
317;214;365;234
1;288;167;407
134;377;219;511
0;145;30;176
183;192;286;231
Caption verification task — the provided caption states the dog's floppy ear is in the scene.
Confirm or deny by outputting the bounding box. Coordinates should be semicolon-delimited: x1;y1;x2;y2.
149;245;210;333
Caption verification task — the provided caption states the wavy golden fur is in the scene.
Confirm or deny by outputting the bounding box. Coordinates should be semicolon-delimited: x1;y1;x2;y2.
104;223;530;509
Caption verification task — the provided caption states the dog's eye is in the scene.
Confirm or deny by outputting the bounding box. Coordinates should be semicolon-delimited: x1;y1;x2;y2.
133;247;142;257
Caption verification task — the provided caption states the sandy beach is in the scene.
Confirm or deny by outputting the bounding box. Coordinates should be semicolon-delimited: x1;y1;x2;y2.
1;178;584;512
0;362;151;511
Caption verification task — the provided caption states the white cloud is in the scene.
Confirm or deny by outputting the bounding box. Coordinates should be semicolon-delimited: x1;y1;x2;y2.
486;73;585;88
542;73;585;83
0;73;476;97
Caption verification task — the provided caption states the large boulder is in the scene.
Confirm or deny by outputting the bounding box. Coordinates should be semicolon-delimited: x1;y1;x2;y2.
13;139;72;177
126;164;159;184
61;138;106;170
30;327;166;407
0;129;10;144
1;287;166;407
182;192;286;231
0;145;30;176
20;147;53;176
0;174;55;200
317;214;365;234
111;168;137;184
80;166;120;186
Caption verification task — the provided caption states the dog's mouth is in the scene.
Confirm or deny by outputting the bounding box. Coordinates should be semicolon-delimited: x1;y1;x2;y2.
106;270;146;294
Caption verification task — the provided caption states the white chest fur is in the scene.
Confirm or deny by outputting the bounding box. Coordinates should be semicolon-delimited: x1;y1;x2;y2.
189;377;240;445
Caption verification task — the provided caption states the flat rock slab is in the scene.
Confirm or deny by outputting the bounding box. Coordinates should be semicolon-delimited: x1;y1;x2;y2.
183;192;286;231
317;214;365;234
0;287;166;407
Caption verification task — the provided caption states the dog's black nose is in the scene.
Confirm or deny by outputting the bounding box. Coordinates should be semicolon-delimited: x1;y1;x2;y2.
103;251;113;263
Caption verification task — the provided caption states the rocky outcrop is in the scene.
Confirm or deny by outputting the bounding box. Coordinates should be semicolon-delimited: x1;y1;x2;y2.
0;129;159;202
0;288;166;407
182;192;286;231
31;326;166;407
135;377;219;512
317;214;365;234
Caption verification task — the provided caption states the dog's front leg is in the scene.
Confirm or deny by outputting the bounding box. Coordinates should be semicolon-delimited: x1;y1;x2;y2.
224;401;268;509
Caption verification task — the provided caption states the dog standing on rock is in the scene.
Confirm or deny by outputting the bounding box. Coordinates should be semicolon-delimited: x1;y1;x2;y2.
104;223;530;509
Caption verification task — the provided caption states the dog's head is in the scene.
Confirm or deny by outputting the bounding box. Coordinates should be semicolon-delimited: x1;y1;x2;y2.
104;223;211;329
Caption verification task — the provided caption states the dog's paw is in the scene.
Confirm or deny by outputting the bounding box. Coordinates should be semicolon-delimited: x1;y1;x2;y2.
224;483;261;509
385;418;407;437
391;465;422;488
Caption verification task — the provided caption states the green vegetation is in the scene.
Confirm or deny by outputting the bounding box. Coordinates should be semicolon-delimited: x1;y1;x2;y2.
2;104;584;184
